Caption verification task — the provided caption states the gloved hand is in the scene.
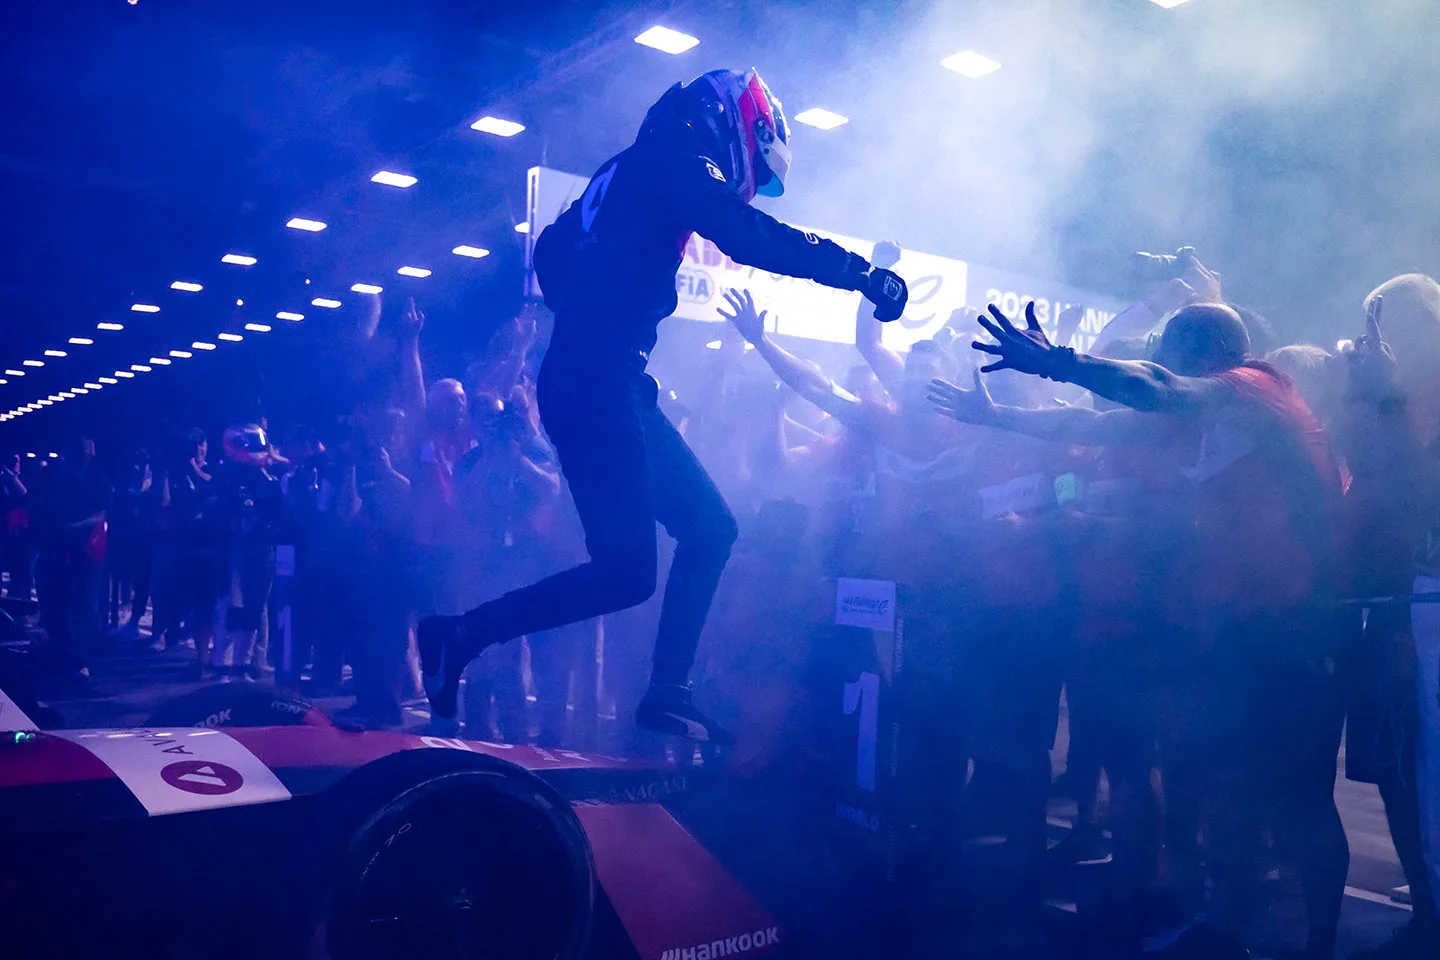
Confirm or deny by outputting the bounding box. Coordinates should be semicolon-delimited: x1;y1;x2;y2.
865;268;908;323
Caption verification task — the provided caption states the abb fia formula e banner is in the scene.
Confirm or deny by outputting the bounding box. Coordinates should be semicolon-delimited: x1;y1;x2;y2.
525;166;1125;352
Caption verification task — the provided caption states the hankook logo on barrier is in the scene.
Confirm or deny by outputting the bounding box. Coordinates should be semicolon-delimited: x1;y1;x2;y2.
659;926;780;960
835;578;896;632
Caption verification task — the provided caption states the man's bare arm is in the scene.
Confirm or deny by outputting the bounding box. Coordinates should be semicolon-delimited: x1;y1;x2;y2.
398;298;426;424
855;298;905;394
972;301;1234;417
1062;354;1232;416
719;288;868;427
752;335;866;425
928;371;1165;446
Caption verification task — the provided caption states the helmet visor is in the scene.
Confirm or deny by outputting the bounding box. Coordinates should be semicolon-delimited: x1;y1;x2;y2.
744;69;790;197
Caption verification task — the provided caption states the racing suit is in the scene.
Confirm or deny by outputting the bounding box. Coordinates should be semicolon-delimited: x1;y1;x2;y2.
464;140;877;685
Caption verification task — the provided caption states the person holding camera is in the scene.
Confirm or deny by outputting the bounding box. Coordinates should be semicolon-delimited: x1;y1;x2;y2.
1338;276;1440;960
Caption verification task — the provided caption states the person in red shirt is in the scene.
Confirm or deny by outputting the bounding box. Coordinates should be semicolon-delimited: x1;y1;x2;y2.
930;301;1347;960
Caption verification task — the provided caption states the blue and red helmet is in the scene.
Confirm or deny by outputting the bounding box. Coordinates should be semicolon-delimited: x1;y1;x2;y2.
642;68;792;202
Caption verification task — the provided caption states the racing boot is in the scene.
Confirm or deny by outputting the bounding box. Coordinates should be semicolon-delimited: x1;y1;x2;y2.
636;683;734;746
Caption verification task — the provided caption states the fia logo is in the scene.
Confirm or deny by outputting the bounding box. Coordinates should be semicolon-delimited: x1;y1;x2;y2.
676;267;714;304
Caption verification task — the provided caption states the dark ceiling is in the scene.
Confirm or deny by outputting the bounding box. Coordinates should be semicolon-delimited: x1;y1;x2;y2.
2;0;1438;452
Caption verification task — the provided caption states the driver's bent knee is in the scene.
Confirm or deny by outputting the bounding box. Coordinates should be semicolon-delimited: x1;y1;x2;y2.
588;537;658;610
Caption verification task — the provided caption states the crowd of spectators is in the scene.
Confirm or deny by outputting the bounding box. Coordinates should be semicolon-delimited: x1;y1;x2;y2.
6;243;1440;959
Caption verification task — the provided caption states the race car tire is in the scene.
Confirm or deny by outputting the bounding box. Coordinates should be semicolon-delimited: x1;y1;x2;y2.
146;683;331;729
317;755;595;960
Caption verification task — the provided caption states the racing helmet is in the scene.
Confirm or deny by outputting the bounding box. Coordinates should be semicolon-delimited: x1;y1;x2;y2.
222;423;271;467
641;68;791;203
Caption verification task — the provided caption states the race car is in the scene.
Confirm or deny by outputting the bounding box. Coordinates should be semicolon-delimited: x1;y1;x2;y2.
0;680;782;960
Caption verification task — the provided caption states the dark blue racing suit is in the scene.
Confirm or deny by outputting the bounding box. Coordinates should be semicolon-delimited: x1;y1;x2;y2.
467;139;875;684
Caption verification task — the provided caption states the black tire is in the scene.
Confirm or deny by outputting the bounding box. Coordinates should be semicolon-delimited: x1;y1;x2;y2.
322;763;595;960
146;683;330;729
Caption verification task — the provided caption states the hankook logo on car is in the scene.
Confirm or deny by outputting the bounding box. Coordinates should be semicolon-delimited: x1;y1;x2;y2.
660;926;780;960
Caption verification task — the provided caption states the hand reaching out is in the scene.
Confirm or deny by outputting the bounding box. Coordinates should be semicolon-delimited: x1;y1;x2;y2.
1344;294;1400;399
1143;249;1222;317
972;302;1063;377
1180;247;1226;303
718;289;768;344
1178;247;1223;303
401;297;425;340
927;369;996;424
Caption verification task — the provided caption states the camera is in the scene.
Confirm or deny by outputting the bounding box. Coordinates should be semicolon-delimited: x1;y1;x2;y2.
1130;246;1202;283
1130;250;1185;282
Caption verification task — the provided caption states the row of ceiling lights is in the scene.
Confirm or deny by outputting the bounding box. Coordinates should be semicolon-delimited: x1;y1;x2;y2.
633;0;1195;130
1;100;534;397
2;13;659;425
0;149;521;419
2;1;1199;427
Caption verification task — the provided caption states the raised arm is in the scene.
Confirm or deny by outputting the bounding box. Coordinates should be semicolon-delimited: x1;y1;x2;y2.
397;297;426;425
854;240;906;393
1;466;26;500
1338;298;1434;513
1091;249;1221;356
929;369;1163;447
971;301;1234;417
719;289;867;426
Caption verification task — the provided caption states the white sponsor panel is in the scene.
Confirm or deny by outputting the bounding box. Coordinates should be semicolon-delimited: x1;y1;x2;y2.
966;261;1127;353
53;728;291;816
835;578;896;632
524;165;1125;353
0;686;36;731
673;227;968;353
525;166;589;299
525;167;967;351
978;473;1056;519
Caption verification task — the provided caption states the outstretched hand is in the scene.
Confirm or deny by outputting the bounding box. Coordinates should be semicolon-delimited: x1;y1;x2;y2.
401;297;425;340
1177;247;1223;303
927;369;996;424
718;288;768;344
972;301;1059;376
1344;294;1399;399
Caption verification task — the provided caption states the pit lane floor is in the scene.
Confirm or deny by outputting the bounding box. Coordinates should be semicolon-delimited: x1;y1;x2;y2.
15;623;1417;959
